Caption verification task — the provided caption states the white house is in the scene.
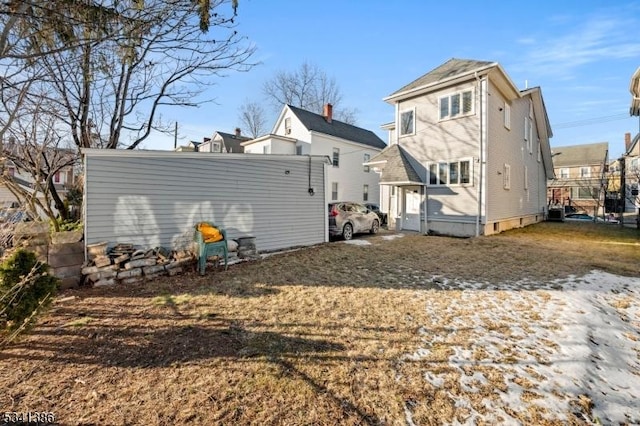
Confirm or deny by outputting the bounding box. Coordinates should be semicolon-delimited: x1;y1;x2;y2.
368;58;554;237
242;104;387;204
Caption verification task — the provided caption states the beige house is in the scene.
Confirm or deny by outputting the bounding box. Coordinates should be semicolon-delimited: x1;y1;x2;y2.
368;58;554;237
547;142;608;215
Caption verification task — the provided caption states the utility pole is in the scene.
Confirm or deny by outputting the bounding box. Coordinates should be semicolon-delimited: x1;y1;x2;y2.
173;122;178;150
619;156;626;226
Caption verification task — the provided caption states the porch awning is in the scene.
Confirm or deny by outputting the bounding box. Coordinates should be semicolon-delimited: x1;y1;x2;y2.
365;144;424;185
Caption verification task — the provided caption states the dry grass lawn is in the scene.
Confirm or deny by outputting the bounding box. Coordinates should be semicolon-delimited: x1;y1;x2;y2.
1;221;639;425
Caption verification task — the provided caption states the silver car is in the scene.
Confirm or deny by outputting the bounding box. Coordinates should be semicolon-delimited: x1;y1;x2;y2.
328;202;380;240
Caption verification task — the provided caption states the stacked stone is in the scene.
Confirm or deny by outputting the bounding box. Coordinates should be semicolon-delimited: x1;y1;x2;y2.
82;243;194;286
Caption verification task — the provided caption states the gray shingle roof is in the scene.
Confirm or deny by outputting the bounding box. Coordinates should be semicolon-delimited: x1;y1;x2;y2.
288;105;386;150
368;144;423;184
217;131;252;153
388;58;495;98
551;142;609;167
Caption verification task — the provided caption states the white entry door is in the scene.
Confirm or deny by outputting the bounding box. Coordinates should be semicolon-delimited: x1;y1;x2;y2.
403;188;421;231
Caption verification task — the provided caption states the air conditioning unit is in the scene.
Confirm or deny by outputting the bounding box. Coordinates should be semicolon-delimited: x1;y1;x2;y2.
285;128;291;135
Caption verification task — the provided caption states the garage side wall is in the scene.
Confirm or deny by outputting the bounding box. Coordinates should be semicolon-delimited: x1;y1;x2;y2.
84;151;327;253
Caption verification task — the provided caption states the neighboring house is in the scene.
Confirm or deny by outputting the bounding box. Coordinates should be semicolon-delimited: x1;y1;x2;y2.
199;128;251;153
175;141;202;152
241;104;387;204
367;58;554;237
0;148;77;218
613;132;640;214
547;142;609;215
626;68;640;214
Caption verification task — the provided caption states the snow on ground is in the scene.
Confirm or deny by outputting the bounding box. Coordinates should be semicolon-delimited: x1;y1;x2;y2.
403;270;640;425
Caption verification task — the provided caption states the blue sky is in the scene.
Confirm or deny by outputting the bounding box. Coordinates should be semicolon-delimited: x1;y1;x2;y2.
141;0;640;160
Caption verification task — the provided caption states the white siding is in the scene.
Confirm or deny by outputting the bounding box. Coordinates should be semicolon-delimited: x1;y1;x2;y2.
485;82;547;222
244;138;296;155
396;80;481;222
308;133;381;203
84;151;328;253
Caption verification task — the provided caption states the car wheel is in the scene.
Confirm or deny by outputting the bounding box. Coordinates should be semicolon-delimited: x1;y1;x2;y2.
370;219;379;234
342;223;353;241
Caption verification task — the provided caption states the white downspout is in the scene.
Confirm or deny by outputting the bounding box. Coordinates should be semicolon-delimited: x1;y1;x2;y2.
474;72;485;237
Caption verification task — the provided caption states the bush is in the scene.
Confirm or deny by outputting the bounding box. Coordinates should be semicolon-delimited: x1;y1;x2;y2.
0;249;59;332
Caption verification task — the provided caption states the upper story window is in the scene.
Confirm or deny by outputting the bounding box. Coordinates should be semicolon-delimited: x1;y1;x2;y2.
53;172;61;183
213;142;221;152
428;159;472;186
559;168;569;178
580;167;591;178
363;153;370;172
400;109;415;136
332;148;340;167
363;184;369;202
630;158;638;171
284;117;292;135
439;90;473;120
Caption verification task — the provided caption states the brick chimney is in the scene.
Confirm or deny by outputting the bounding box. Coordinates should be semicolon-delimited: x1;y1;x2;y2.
235;127;241;137
625;132;631;153
323;103;333;123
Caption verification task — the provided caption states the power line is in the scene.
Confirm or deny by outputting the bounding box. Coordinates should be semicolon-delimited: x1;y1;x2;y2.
552;113;630;129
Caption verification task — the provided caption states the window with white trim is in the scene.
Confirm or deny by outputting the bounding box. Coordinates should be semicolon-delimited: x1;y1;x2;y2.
284;117;292;135
428;159;472;186
213;142;221;152
580;167;591;178
400;109;415;136
504;103;511;129
332;148;340;167
363;184;369;201
503;164;511;190
364;153;370;172
572;186;597;200
439;90;473;120
331;182;338;200
560;168;569;178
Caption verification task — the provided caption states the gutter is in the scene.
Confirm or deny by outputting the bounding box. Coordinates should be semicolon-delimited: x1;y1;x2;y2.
474;71;485;237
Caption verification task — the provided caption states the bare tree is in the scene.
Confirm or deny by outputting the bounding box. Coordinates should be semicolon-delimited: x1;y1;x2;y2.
30;0;256;151
0;93;79;226
238;100;267;138
0;0;254;223
263;61;358;124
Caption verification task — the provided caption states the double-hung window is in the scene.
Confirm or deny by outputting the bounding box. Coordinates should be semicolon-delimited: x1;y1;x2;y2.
364;153;370;172
439;90;473;120
428;159;472;186
560;168;570;178
332;148;340;167
580;167;591;178
400;109;415;136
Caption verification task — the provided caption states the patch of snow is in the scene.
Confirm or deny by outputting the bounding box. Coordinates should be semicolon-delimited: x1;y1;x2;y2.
401;270;640;425
343;239;371;246
382;233;405;240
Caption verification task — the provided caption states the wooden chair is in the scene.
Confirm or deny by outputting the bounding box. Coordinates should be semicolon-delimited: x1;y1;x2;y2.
194;222;228;275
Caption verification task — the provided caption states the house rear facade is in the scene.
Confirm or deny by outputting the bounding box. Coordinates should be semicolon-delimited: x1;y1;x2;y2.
369;58;554;237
